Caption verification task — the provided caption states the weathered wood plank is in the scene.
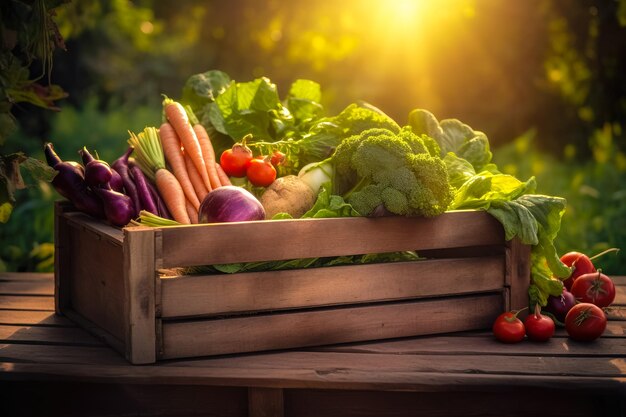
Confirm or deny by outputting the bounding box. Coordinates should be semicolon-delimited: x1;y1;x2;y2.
55;201;73;314
0;280;54;296
0;325;103;346
161;294;503;359
504;238;530;311
248;387;284;417
1;360;625;393
67;223;126;341
0;310;74;327
159;211;504;268
310;333;626;356
123;226;156;364
0;272;52;281
64;212;124;245
0;344;126;365
161;257;505;318
0;295;54;311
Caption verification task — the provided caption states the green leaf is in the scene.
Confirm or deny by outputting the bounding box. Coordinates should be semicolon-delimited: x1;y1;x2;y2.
288;79;322;103
20;157;57;183
0;201;13;223
451;172;536;210
301;183;359;218
181;70;231;109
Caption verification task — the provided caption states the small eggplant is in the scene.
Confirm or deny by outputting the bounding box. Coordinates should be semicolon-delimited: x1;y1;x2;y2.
44;143;104;219
93;186;135;227
112;147;141;217
129;161;158;215
80;147;123;192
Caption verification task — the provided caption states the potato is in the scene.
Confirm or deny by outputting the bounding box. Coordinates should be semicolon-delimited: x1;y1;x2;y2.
260;175;316;219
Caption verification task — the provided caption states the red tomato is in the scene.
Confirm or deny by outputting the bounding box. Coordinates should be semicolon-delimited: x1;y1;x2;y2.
523;306;555;342
270;150;286;167
220;143;253;177
570;271;616;308
565;303;607;342
560;251;595;291
246;157;276;187
492;312;525;343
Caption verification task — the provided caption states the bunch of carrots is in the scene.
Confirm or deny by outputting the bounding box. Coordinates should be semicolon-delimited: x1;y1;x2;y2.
129;98;231;224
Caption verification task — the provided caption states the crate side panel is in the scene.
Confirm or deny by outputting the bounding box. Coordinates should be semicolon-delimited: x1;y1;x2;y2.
160;256;505;318
159;211;504;268
160;293;503;359
68;225;126;342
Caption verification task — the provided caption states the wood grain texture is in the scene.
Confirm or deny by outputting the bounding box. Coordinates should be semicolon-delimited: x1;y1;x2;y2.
68;222;125;341
0;295;54;311
0;280;53;296
505;238;531;312
0;324;102;346
54;202;73;314
0;310;74;327
160;293;503;359
159;211;504;268
248;387;284;417
160;256;505;318
123;227;156;364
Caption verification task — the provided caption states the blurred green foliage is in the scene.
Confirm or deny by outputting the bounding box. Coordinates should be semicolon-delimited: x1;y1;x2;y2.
2;0;626;272
494;125;626;274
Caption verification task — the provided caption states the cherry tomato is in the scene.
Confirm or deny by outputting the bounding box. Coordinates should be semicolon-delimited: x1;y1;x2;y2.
524;305;555;342
270;150;286;167
246;157;276;187
560;251;595;291
544;287;576;322
220;142;253;177
565;303;607;342
571;270;615;308
492;311;525;343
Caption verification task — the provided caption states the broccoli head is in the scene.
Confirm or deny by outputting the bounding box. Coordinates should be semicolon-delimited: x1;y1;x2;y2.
331;126;453;217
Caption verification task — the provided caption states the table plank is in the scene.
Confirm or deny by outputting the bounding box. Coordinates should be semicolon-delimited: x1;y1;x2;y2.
0;310;74;327
0;325;103;346
0;280;54;296
0;295;54;311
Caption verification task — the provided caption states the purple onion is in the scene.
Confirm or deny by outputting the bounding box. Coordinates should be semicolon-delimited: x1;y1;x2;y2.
544;288;576;322
198;186;265;223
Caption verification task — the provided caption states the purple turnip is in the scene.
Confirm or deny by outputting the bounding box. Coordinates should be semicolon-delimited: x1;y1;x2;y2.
544;288;576;323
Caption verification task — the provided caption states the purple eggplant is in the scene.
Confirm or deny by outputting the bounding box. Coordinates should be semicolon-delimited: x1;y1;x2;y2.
93;186;135;227
80;147;123;192
111;147;141;217
128;161;158;215
146;179;172;219
44;143;104;219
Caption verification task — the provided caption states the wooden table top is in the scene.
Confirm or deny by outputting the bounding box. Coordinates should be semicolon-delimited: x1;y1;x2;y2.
1;272;625;417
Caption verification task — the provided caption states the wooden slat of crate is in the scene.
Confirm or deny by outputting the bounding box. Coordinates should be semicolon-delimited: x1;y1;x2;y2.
160;256;505;318
158;211;504;268
160;293;503;359
66;218;126;343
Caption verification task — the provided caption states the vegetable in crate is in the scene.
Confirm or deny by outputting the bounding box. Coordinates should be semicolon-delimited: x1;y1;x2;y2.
198;185;265;223
259;175;316;219
128;127;191;224
79;147;123;192
327;126;453;217
93;186;135;227
44;142;104;219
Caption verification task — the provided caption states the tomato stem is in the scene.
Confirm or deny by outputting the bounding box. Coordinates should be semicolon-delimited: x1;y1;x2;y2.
588;248;620;262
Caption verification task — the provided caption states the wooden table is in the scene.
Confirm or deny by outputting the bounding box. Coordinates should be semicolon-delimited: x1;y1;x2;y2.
1;272;625;417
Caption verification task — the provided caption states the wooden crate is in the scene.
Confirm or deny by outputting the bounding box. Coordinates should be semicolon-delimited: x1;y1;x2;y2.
54;202;530;364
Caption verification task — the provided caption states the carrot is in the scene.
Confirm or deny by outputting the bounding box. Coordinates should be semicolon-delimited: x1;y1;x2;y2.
128;128;190;224
184;150;209;203
156;169;191;225
186;199;199;224
158;122;201;210
193;123;222;190
215;163;232;186
163;98;212;191
185;105;221;189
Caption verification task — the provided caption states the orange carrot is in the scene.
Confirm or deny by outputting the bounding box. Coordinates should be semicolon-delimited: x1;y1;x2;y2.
184;150;209;203
128;127;190;225
192;123;221;189
158;122;200;210
186;199;199;224
155;168;190;224
163;98;212;191
215;163;232;186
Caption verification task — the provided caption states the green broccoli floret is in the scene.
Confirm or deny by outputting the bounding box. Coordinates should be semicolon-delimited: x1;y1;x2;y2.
331;126;453;217
332;103;401;136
